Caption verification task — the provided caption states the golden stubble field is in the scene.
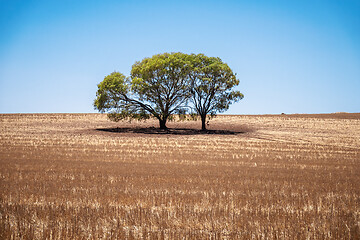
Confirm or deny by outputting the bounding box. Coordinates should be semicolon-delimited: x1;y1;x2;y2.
0;113;359;239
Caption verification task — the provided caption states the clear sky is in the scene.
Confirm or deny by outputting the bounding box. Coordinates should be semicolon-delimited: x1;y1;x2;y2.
1;0;359;114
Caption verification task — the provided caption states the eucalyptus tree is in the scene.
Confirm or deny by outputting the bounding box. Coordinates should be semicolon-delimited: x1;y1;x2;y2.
187;54;244;130
94;52;191;129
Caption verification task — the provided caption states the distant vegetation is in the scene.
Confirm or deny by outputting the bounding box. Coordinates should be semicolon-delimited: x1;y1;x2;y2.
94;53;244;130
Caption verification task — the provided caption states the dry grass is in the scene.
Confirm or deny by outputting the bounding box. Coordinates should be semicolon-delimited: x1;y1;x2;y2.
0;113;359;239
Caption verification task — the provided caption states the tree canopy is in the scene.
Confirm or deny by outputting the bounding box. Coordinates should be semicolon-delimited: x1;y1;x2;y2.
94;52;244;130
187;54;244;130
94;53;191;129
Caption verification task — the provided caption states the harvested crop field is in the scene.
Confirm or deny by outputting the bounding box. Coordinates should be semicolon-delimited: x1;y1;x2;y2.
1;113;359;239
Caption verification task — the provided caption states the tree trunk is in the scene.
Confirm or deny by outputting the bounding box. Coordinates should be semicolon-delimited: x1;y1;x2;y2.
201;114;207;131
159;118;167;129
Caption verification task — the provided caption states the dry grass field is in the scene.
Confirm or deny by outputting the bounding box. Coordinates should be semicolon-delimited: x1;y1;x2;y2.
0;113;359;239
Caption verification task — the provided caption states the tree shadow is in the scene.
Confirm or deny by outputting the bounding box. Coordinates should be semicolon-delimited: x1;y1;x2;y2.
96;127;247;135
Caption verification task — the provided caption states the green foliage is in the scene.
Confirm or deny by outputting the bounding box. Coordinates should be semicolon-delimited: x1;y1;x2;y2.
107;110;151;122
94;53;243;129
130;52;192;118
186;54;244;129
94;53;192;129
94;72;129;113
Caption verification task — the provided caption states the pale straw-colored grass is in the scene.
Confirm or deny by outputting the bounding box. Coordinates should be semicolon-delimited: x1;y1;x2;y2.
0;113;359;239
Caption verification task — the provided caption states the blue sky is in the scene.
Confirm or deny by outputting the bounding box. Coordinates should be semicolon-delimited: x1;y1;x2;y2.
0;0;359;114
